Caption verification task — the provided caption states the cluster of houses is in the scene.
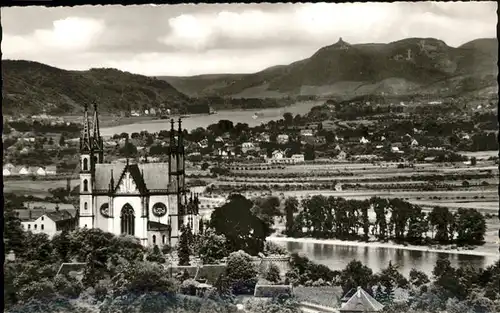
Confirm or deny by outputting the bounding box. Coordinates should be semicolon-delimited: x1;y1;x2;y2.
6;114;70;126
3;163;57;177
267;150;305;164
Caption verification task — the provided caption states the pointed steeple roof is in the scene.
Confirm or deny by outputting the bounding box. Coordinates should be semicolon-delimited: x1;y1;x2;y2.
81;103;92;152
340;287;384;312
177;117;184;148
92;103;101;148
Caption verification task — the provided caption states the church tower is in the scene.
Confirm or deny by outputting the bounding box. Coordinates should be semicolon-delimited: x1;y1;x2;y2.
79;104;95;229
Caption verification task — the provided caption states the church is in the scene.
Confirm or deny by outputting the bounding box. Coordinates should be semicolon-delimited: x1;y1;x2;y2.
78;103;200;247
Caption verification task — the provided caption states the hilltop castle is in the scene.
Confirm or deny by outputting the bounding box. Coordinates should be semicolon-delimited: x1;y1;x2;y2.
78;103;199;247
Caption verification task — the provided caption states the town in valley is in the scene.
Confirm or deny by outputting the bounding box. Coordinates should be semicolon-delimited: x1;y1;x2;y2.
2;2;499;313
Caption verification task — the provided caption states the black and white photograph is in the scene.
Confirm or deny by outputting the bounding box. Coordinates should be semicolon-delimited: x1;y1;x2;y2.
2;1;499;313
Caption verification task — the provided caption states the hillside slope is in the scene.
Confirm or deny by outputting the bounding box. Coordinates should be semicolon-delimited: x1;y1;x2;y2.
2;60;198;115
160;37;498;99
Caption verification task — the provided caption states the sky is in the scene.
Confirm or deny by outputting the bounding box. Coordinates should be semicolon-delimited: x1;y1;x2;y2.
2;2;497;76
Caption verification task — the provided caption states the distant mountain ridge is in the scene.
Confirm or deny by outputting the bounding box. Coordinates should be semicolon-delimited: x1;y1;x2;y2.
160;37;498;99
3;37;497;116
2;60;199;116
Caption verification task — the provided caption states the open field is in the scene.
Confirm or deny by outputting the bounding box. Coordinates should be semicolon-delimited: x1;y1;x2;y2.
4;179;79;197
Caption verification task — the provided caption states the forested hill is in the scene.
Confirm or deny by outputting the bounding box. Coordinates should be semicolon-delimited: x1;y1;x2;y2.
160;37;498;99
2;60;208;116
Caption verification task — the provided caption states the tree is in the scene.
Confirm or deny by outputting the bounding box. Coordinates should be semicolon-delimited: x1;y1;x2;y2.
284;197;299;235
283;113;294;127
214;273;232;298
377;261;408;304
59;133;66;146
3;206;26;256
209;194;271;255
406;205;429;244
178;225;192;266
52;230;71;262
111;261;177;296
119;138;137;157
359;200;370;241
225;250;258;295
432;255;467;300
198;219;205;234
340;260;374;295
48;187;68;203
20;232;55;264
409;269;430;288
428;206;454;243
304;144;315;161
253;196;281;225
454;208;486;244
146;245;166;264
198;229;229;264
371;197;388;241
470;156;477;166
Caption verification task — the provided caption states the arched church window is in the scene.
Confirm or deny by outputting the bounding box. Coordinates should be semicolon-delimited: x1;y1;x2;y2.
152;235;156;244
152;203;167;217
120;204;135;236
83;158;88;171
84;202;88;210
34;224;37;230
83;179;89;192
162;235;166;244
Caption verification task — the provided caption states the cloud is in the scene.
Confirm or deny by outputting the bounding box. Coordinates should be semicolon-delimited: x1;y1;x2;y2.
99;47;316;76
3;17;105;57
1;2;497;76
157;2;496;53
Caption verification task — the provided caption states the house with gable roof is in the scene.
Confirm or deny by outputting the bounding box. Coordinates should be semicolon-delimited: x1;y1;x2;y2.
21;207;77;238
339;287;384;313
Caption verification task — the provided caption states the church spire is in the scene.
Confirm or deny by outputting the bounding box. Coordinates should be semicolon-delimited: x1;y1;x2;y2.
80;103;92;152
177;117;183;149
92;103;101;141
92;103;104;163
170;118;175;145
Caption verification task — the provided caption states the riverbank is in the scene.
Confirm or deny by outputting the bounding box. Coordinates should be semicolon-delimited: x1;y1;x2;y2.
99;101;323;135
266;236;499;257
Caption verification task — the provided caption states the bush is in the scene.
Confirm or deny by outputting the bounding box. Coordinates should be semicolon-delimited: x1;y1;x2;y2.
18;278;57;302
180;279;200;296
265;263;282;283
53;275;84;299
225;250;259;295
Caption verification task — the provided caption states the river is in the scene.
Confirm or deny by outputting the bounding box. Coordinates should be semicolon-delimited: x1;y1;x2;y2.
100;101;322;136
271;239;498;277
